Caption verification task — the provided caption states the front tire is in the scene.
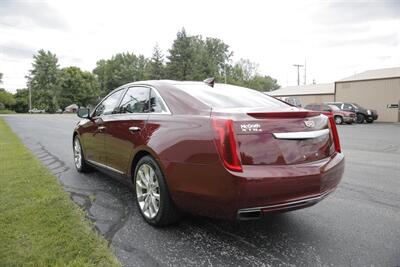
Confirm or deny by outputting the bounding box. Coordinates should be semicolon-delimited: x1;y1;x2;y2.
134;156;181;226
73;136;91;172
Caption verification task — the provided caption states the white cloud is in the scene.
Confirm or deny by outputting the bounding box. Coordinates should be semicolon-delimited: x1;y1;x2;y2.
0;0;399;92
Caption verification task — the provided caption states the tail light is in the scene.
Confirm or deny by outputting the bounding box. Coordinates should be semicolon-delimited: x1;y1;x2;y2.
328;116;341;153
212;118;243;172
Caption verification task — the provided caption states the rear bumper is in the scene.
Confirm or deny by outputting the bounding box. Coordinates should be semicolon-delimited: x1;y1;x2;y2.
164;152;345;220
237;186;336;220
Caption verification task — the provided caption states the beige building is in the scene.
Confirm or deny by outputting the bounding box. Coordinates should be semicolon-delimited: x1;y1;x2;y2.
335;67;400;122
268;67;400;122
268;83;334;107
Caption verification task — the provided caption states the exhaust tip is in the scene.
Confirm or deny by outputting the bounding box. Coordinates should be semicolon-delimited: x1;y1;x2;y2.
237;209;262;220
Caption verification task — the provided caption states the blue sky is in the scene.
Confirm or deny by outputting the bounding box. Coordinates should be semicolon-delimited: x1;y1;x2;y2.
0;0;399;92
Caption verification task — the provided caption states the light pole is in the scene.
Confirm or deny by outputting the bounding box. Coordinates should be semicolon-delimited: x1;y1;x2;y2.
223;63;227;84
293;64;304;86
29;87;32;111
217;60;227;84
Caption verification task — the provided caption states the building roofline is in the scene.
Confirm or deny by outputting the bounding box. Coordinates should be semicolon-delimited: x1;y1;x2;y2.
335;76;400;84
270;93;334;97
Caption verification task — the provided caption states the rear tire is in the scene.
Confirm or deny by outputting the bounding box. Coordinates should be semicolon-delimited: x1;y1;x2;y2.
356;114;365;124
134;156;181;226
73;136;91;172
334;116;343;125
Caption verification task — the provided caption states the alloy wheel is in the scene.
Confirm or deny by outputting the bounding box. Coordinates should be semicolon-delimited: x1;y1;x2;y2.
73;138;82;169
136;163;160;219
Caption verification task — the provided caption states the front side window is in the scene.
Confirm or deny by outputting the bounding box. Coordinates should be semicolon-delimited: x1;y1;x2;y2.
119;87;150;113
94;89;125;117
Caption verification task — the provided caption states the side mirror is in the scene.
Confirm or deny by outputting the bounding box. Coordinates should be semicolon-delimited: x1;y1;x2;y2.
77;108;90;119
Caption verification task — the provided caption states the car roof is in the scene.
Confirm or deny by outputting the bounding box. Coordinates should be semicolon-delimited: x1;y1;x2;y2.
105;80;289;115
107;80;207;95
106;80;214;115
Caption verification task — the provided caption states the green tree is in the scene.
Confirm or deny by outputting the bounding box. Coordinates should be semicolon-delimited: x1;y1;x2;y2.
147;44;165;80
59;67;100;109
248;75;280;92
225;59;280;91
0;89;16;110
26;50;60;113
166;29;232;81
166;28;199;80
167;28;207;80
204;37;232;81
228;59;258;84
12;89;29;113
93;53;149;95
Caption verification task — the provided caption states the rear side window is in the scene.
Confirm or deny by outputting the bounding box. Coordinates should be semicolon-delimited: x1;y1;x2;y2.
176;84;288;109
150;89;168;113
120;87;150;113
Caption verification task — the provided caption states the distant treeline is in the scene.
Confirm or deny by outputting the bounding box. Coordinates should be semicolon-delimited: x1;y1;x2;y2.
0;28;280;113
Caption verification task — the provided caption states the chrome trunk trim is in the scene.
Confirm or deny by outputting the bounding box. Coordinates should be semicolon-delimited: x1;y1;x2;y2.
273;128;329;140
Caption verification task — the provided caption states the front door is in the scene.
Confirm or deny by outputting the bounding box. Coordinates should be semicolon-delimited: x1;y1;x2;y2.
103;86;151;174
83;88;126;166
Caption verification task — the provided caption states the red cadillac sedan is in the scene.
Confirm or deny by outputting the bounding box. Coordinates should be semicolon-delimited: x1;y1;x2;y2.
73;80;344;226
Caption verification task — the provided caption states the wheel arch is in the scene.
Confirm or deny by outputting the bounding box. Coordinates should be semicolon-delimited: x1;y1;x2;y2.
72;131;79;146
334;115;343;119
72;131;87;157
128;146;166;180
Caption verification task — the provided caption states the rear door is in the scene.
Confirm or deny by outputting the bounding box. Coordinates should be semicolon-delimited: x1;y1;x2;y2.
103;86;151;174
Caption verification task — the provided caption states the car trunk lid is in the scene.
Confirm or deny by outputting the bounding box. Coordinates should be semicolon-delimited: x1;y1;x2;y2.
212;109;334;166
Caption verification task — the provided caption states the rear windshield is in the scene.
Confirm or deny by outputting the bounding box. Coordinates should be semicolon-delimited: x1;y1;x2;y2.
176;83;288;109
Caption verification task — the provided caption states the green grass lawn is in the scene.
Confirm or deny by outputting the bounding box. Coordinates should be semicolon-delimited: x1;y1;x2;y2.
0;118;120;267
0;109;16;114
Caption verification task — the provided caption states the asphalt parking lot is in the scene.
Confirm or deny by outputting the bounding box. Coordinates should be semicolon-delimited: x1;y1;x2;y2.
4;114;400;267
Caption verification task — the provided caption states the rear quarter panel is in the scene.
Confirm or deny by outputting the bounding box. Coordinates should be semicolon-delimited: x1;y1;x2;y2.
144;114;239;215
146;114;217;164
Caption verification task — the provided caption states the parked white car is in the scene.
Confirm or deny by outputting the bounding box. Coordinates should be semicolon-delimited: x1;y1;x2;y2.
28;108;46;114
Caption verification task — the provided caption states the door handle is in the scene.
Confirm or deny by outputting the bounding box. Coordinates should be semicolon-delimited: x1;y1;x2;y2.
129;126;141;133
97;126;106;132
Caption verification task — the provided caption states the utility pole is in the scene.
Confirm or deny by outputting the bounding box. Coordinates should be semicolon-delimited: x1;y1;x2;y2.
217;60;228;84
29;87;32;111
224;63;227;84
293;64;304;86
304;59;307;85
